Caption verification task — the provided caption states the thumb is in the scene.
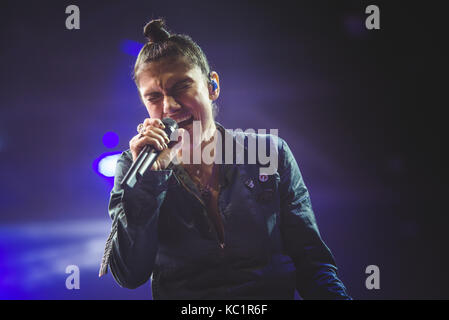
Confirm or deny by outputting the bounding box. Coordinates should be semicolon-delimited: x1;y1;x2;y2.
151;128;188;170
172;128;186;153
175;128;188;148
161;127;185;160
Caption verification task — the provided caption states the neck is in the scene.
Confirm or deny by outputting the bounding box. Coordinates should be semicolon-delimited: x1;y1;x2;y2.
201;120;217;145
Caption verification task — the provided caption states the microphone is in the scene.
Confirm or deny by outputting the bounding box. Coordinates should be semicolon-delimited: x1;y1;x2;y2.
121;118;179;189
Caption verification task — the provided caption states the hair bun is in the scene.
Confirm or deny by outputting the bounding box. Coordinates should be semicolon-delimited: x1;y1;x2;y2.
143;19;170;43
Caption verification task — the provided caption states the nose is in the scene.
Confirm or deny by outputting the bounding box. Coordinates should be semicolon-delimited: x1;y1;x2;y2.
163;95;181;115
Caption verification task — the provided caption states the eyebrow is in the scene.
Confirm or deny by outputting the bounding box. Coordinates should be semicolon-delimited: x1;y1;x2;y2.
170;78;193;90
143;78;193;97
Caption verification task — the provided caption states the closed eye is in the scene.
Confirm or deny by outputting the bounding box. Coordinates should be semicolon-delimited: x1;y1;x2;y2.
171;83;191;94
147;93;162;103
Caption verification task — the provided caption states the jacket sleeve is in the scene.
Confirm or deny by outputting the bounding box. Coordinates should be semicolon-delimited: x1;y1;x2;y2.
278;139;351;299
98;150;173;289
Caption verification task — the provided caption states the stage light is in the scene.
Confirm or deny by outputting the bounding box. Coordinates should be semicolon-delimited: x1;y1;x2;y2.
93;151;122;181
102;131;119;149
98;153;121;177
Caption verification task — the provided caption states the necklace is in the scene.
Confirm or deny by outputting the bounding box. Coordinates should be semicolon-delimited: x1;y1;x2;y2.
199;184;212;203
185;163;217;203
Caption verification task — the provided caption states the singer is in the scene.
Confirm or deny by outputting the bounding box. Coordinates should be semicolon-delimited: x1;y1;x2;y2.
99;19;351;300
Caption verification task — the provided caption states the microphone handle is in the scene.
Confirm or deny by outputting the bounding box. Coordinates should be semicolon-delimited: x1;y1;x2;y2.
138;147;159;176
120;145;160;189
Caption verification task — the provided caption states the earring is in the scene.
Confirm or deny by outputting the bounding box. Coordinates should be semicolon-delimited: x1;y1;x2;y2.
210;79;218;92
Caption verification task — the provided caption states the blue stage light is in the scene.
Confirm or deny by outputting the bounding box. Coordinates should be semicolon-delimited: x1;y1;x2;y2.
102;132;119;149
98;153;121;177
93;151;122;180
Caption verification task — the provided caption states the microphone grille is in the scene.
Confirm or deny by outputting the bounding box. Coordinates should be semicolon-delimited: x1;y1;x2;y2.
162;117;178;135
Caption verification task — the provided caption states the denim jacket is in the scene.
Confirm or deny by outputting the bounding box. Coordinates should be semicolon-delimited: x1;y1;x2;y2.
99;123;351;299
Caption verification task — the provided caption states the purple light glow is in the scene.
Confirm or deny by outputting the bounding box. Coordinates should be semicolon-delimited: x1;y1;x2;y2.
0;219;149;299
102;132;119;149
92;151;122;188
120;40;144;57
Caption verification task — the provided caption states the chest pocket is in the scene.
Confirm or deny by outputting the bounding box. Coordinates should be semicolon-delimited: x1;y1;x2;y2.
241;170;281;208
238;169;282;242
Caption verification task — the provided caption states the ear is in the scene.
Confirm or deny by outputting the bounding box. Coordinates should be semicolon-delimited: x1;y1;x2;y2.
208;71;220;101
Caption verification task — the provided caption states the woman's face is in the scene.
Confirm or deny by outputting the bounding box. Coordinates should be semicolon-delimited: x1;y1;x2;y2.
136;56;219;140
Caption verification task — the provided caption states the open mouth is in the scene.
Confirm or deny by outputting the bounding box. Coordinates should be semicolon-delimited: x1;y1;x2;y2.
177;115;194;128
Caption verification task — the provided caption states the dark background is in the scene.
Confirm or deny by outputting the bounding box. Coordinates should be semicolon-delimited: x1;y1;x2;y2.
0;0;447;299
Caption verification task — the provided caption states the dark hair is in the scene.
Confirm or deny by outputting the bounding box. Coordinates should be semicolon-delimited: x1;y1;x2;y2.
133;19;211;85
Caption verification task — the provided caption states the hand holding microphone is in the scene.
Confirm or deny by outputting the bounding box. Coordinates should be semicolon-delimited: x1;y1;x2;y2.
122;118;184;188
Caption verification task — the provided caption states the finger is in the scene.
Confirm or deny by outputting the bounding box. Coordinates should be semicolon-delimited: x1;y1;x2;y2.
151;150;173;170
129;139;141;162
171;139;183;154
136;136;164;151
130;133;141;143
147;127;171;144
142;129;169;148
145;118;165;129
130;133;144;150
175;128;188;145
142;118;151;127
159;148;177;169
151;158;167;171
130;133;163;162
151;159;161;171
